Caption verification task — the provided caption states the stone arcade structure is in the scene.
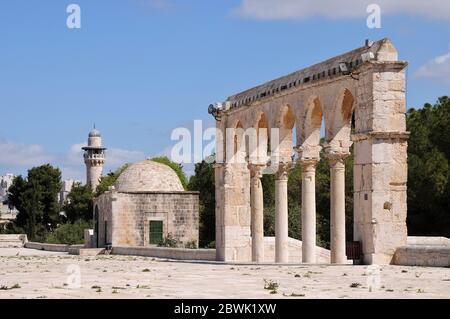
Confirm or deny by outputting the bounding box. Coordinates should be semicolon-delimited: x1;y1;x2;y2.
211;38;408;265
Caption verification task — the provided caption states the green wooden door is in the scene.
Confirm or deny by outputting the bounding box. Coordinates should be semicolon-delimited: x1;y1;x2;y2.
149;221;163;245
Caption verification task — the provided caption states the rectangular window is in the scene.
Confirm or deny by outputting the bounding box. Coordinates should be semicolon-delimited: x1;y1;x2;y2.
149;220;163;245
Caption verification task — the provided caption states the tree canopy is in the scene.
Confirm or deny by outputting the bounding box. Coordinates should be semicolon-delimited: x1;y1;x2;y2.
62;183;94;222
406;96;450;237
8;164;62;241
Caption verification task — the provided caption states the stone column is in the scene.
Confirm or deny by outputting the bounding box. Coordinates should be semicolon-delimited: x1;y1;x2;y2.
249;164;265;263
275;163;291;263
328;152;349;264
300;159;319;263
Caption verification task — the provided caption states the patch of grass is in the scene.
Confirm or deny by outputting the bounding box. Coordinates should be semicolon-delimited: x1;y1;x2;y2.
283;292;305;297
112;290;118;294
417;289;425;293
142;269;151;272
342;273;348;276
136;284;150;289
294;274;301;278
96;288;102;293
442;279;450;281
401;270;408;273
264;279;279;294
112;286;126;290
386;289;394;292
350;282;362;288
91;285;101;289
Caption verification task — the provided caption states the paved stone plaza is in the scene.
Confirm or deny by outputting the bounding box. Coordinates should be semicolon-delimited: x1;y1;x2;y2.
0;248;449;299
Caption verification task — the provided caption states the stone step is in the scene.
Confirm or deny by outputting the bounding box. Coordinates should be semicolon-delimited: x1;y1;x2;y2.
0;234;27;247
0;241;24;248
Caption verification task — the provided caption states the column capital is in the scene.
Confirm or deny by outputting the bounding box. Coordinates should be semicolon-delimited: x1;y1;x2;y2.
248;163;265;179
325;148;350;166
298;158;319;172
295;144;322;161
275;162;292;181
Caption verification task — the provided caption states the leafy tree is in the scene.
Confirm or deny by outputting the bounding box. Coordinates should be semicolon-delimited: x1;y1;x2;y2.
45;220;92;245
188;160;215;247
152;156;188;190
95;164;129;196
8;164;62;241
406;96;450;236
63;183;94;222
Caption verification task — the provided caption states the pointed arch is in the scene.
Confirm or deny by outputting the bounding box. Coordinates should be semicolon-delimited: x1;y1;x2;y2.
253;112;269;163
276;104;296;162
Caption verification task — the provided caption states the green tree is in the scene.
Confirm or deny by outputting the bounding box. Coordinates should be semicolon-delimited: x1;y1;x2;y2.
151;156;188;190
406;96;450;236
188;160;215;247
8;164;62;241
63;183;94;222
45;220;92;245
95;164;129;196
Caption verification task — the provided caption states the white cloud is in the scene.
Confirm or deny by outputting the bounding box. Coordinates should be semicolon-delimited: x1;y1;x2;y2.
0;139;55;167
104;148;146;172
0;138;146;183
414;50;450;84
236;0;450;20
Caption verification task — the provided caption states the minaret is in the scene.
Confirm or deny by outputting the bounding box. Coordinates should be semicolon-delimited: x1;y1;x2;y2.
82;127;106;191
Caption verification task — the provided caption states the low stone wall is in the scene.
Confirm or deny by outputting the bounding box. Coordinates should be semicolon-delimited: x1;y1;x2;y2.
393;246;450;267
406;236;450;246
24;242;84;253
393;236;450;267
263;237;331;263
112;246;216;261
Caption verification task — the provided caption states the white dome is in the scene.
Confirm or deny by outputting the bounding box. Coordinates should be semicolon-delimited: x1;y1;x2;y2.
115;160;184;192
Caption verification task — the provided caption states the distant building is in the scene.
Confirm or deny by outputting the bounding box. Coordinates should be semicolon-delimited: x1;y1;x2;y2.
0;173;15;199
0;173;18;228
59;179;80;205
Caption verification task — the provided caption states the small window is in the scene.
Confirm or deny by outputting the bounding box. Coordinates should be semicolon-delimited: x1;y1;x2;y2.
149;221;164;245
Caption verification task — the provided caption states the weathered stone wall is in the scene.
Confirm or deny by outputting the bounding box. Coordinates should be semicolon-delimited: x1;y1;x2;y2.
24;242;83;252
95;190;199;248
112;246;215;261
94;191;114;247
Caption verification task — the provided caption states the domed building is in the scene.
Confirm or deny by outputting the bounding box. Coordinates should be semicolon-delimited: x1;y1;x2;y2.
93;160;199;248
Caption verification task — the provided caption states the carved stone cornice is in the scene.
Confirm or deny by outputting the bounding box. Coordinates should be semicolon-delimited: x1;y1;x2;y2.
351;131;410;142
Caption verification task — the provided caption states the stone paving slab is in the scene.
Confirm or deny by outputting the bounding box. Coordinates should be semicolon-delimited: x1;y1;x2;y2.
0;251;449;299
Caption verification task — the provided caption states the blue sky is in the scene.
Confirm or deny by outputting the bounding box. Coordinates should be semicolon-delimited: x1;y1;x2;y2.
0;0;449;181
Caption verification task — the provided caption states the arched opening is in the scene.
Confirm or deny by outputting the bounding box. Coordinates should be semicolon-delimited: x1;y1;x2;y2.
255;112;269;164
328;88;355;148
302;96;324;156
277;105;296;162
232;121;246;164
